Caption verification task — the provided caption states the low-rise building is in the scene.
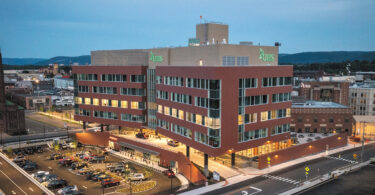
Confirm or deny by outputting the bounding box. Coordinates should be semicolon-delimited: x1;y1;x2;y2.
54;77;73;90
11;93;52;110
349;83;375;116
291;100;353;134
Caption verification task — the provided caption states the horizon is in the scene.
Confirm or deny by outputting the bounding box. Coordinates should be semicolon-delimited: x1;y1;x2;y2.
1;0;375;58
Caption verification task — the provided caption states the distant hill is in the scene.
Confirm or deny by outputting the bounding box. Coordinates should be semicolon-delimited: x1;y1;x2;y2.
35;55;91;65
2;58;47;65
279;51;375;65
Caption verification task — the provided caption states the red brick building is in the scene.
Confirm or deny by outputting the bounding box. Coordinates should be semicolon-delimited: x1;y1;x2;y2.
298;80;350;105
291;100;353;134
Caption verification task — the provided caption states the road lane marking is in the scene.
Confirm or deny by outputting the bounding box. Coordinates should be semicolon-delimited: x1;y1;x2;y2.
28;187;33;192
0;170;28;195
82;186;88;189
12;190;16;194
326;156;357;164
263;174;299;185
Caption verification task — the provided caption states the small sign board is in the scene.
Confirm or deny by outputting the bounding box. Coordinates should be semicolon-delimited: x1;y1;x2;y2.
213;171;220;181
353;154;357;159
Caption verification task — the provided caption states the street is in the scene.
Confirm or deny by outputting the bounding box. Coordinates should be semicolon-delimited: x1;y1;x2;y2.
205;143;375;195
0;156;44;195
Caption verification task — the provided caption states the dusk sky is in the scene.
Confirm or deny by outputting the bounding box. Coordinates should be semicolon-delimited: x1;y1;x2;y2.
1;0;374;58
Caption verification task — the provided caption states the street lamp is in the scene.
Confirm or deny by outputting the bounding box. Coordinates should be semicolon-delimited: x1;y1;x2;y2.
125;164;132;195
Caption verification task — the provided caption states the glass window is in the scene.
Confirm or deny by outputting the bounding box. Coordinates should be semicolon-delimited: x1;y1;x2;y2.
102;99;109;106
158;105;163;113
164;107;170;115
121;101;128;108
261;111;269;121
131;101;139;109
112;100;118;107
93;98;99;106
84;98;91;105
179;110;184;120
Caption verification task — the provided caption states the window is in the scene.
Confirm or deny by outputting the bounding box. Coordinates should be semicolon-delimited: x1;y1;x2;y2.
156;91;169;100
313;117;318;123
297;116;303;122
76;74;98;81
262;77;292;87
178;110;184;120
130;101;145;110
121;88;145;96
240;128;268;142
271;124;290;135
329;117;334;123
102;99;109;106
261;111;269;121
237;56;249;66
93;98;99;106
163;76;184;87
272;93;291;103
170;123;192;139
242;95;269;106
121;101;128;108
75;97;82;104
158;105;163;113
171;108;177;118
112;100;118;107
101;74;126;82
164;107;170;115
93;86;117;94
244;113;257;124
121;114;145;123
131;75;145;83
78;85;89;93
93;111;118;120
84;98;91;105
223;56;235;66
171;93;192;105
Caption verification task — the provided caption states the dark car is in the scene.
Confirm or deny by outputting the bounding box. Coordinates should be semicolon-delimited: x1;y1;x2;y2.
25;148;34;155
50;153;64;160
91;173;108;181
43;174;58;182
23;162;38;171
135;133;148;139
90;156;105;163
162;169;175;178
62;159;76;167
86;171;104;180
101;179;120;188
57;185;82;195
111;166;125;173
71;163;88;170
48;179;67;189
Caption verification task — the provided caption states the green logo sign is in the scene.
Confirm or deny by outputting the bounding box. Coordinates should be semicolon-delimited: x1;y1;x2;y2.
150;51;163;62
259;48;275;62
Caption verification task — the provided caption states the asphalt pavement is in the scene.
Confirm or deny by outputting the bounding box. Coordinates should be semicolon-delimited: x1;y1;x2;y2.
205;143;375;195
0;156;44;195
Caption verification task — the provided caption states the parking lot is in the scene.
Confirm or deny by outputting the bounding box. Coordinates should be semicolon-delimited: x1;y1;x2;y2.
7;142;181;195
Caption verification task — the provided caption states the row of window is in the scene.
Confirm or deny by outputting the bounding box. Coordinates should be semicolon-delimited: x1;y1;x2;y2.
262;77;292;87
121;114;146;123
194;130;220;148
157;119;169;130
171;92;192;105
78;86;89;93
93;86;117;94
121;88;146;96
101;74;127;82
261;108;291;121
75;97;145;110
240;128;268;142
239;78;258;89
222;56;249;66
163;76;184;87
272;92;291;103
76;74;98;81
93;111;118;120
186;79;220;90
271;124;290;135
75;108;90;116
156;91;169;100
238;113;257;125
239;95;269;106
296;116;351;123
170;123;192;139
160;106;184;120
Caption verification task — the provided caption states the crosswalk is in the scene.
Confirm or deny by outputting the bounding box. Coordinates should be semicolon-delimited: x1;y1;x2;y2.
326;155;357;164
263;174;300;185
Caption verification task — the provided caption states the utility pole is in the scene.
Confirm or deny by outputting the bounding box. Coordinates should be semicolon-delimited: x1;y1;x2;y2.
361;122;366;163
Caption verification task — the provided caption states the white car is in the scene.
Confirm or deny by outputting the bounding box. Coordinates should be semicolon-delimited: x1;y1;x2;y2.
129;173;145;181
31;171;49;178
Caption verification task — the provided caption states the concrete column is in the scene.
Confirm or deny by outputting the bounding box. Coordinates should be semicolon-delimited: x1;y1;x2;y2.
82;121;86;130
186;146;190;159
204;153;209;177
100;124;104;132
231;152;235;167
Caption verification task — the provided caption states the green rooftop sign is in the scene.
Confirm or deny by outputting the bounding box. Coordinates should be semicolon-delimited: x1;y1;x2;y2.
150;51;163;62
259;48;275;62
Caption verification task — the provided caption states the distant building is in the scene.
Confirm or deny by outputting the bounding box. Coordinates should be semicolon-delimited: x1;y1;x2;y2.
349;83;375;116
11;93;52;110
291;100;353;134
54;77;73;90
353;115;375;140
298;80;350;105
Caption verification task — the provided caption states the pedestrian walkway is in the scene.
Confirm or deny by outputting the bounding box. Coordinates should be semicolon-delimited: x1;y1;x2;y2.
178;141;374;195
263;174;299;185
325;155;357;164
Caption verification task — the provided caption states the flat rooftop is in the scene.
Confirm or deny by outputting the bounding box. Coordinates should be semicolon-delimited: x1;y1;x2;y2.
292;100;348;108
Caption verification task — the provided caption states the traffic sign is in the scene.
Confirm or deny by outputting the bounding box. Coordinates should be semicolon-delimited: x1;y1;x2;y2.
305;167;310;172
267;157;271;161
353;153;357;159
305;172;309;175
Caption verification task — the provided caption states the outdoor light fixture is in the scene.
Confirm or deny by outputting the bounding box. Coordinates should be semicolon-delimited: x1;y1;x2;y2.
309;145;312;149
338;137;342;140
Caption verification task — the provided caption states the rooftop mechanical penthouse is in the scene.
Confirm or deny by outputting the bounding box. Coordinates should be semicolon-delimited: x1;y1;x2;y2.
73;22;293;170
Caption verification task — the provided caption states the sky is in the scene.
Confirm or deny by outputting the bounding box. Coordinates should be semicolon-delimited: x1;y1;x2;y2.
0;0;374;58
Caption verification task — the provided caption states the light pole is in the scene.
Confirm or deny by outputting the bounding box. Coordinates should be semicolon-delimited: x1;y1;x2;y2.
43;124;46;141
361;122;366;163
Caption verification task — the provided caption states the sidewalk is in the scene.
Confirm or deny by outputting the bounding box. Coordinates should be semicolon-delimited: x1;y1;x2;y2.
179;141;374;195
108;149;190;191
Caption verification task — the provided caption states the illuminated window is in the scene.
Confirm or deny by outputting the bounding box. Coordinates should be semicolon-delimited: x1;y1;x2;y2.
93;98;99;106
131;101;138;109
121;101;128;108
75;97;82;104
196;114;203;125
112;100;118;107
164;107;170;115
261;111;269;121
158;105;163;113
172;108;177;118
84;98;91;105
271;110;277;119
102;99;109;106
186;112;191;122
238;115;244;125
178;110;184;120
286;108;291;117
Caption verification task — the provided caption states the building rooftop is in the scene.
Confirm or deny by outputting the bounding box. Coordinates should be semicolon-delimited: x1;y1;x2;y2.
292;100;348;108
350;83;375;89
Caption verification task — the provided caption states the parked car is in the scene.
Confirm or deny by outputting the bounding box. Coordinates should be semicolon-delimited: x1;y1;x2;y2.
308;133;314;137
315;136;321;140
23;162;38;171
91;173;108;181
98;175;111;182
42;174;58;183
78;168;91;175
129;173;145;181
57;185;82;195
86;171;104;180
298;134;305;138
50;153;63;160
162;169;175;178
13;155;25;162
101;179;120;188
90;156;105;163
47;179;67;189
307;138;313;142
135;133;148;139
323;132;329;136
71;163;88;170
167;140;179;147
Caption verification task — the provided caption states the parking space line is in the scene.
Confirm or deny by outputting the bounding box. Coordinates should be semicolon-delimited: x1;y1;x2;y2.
0;170;28;195
12;190;16;194
28;187;33;192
